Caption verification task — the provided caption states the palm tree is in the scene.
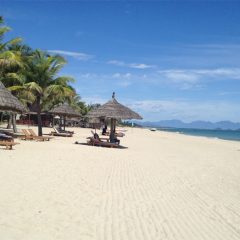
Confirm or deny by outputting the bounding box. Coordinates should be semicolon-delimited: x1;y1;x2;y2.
0;16;22;73
0;16;23;131
21;49;75;136
68;95;88;115
0;18;75;135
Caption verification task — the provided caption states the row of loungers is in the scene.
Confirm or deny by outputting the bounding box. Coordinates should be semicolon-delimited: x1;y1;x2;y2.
0;127;73;150
0;129;53;150
1;128;122;150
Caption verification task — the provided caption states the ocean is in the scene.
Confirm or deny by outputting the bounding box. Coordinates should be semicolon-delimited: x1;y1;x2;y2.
157;127;240;141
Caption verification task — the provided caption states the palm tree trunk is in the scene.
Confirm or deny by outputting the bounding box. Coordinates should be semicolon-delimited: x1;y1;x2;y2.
7;113;12;129
36;96;43;136
12;113;17;133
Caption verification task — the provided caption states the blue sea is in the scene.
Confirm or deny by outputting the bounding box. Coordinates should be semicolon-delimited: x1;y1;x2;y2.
157;128;240;141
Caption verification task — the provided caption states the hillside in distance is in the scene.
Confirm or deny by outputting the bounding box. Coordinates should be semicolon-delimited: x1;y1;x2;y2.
136;120;240;130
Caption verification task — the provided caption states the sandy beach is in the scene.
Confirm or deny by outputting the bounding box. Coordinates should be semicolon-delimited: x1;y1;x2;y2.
0;126;240;240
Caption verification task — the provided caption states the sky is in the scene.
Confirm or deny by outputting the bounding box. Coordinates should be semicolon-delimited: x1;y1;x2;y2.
1;0;240;122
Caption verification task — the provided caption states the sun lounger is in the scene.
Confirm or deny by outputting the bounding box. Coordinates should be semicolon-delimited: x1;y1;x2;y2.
86;137;119;148
50;127;73;137
28;129;53;141
0;133;13;141
104;131;125;137
56;127;74;134
0;140;19;150
21;129;35;140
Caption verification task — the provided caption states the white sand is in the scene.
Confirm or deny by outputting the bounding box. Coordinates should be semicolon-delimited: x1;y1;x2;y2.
0;126;240;240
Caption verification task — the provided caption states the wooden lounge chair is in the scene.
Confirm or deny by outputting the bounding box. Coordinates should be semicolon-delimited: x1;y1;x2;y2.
87;137;119;148
104;131;125;137
56;127;74;135
21;129;35;140
0;133;13;141
0;140;19;150
50;127;73;137
91;131;109;142
28;129;53;141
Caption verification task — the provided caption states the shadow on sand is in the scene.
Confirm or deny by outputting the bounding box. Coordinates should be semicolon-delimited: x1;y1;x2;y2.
74;142;128;149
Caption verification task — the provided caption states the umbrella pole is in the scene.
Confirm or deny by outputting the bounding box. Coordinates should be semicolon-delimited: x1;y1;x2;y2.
52;115;54;128
110;118;113;134
64;116;66;131
110;118;116;142
60;116;63;130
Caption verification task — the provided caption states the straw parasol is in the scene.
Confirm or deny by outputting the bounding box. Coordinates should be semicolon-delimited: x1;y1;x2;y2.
49;103;81;130
87;92;142;141
0;81;26;113
87;92;142;120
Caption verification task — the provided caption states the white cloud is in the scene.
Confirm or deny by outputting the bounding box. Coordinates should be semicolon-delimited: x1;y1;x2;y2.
112;73;132;79
117;81;132;87
127;99;240;122
164;71;199;83
48;50;94;60
157;68;240;89
158;68;240;79
82;96;107;105
107;60;125;67
129;63;154;69
107;59;154;69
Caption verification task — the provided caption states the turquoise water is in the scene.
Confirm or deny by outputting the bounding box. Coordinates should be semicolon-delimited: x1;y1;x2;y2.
158;128;240;141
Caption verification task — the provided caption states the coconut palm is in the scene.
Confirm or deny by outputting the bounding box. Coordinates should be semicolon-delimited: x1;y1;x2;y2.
0;16;23;131
68;94;89;115
20;49;75;136
0;16;22;72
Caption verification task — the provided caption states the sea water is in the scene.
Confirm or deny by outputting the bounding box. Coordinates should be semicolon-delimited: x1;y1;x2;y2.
158;128;240;141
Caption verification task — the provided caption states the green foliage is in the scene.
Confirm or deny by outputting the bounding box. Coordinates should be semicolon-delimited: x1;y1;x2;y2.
0;15;91;133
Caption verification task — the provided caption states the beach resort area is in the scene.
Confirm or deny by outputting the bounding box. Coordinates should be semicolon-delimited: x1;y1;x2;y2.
1;1;240;240
0;126;240;239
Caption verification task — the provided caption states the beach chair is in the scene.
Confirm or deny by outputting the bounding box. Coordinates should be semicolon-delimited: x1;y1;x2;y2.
91;131;110;142
0;140;19;150
28;129;53;141
56;127;74;135
21;129;35;140
87;137;119;148
0;133;13;141
50;127;73;137
104;131;125;137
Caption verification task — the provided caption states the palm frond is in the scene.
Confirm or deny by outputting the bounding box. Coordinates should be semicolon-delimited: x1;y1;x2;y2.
25;82;43;95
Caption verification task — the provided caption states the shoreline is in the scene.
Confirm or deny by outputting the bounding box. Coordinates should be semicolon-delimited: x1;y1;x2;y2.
141;126;240;142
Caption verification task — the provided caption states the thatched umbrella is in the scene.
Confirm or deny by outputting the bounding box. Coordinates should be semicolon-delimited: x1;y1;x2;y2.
87;92;142;141
0;81;26;113
49;103;81;130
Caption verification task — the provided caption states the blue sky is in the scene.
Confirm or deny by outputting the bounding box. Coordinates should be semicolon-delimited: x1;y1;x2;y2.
1;1;240;122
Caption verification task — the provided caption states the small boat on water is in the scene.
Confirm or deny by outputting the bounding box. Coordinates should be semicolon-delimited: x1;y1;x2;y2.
150;128;157;131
